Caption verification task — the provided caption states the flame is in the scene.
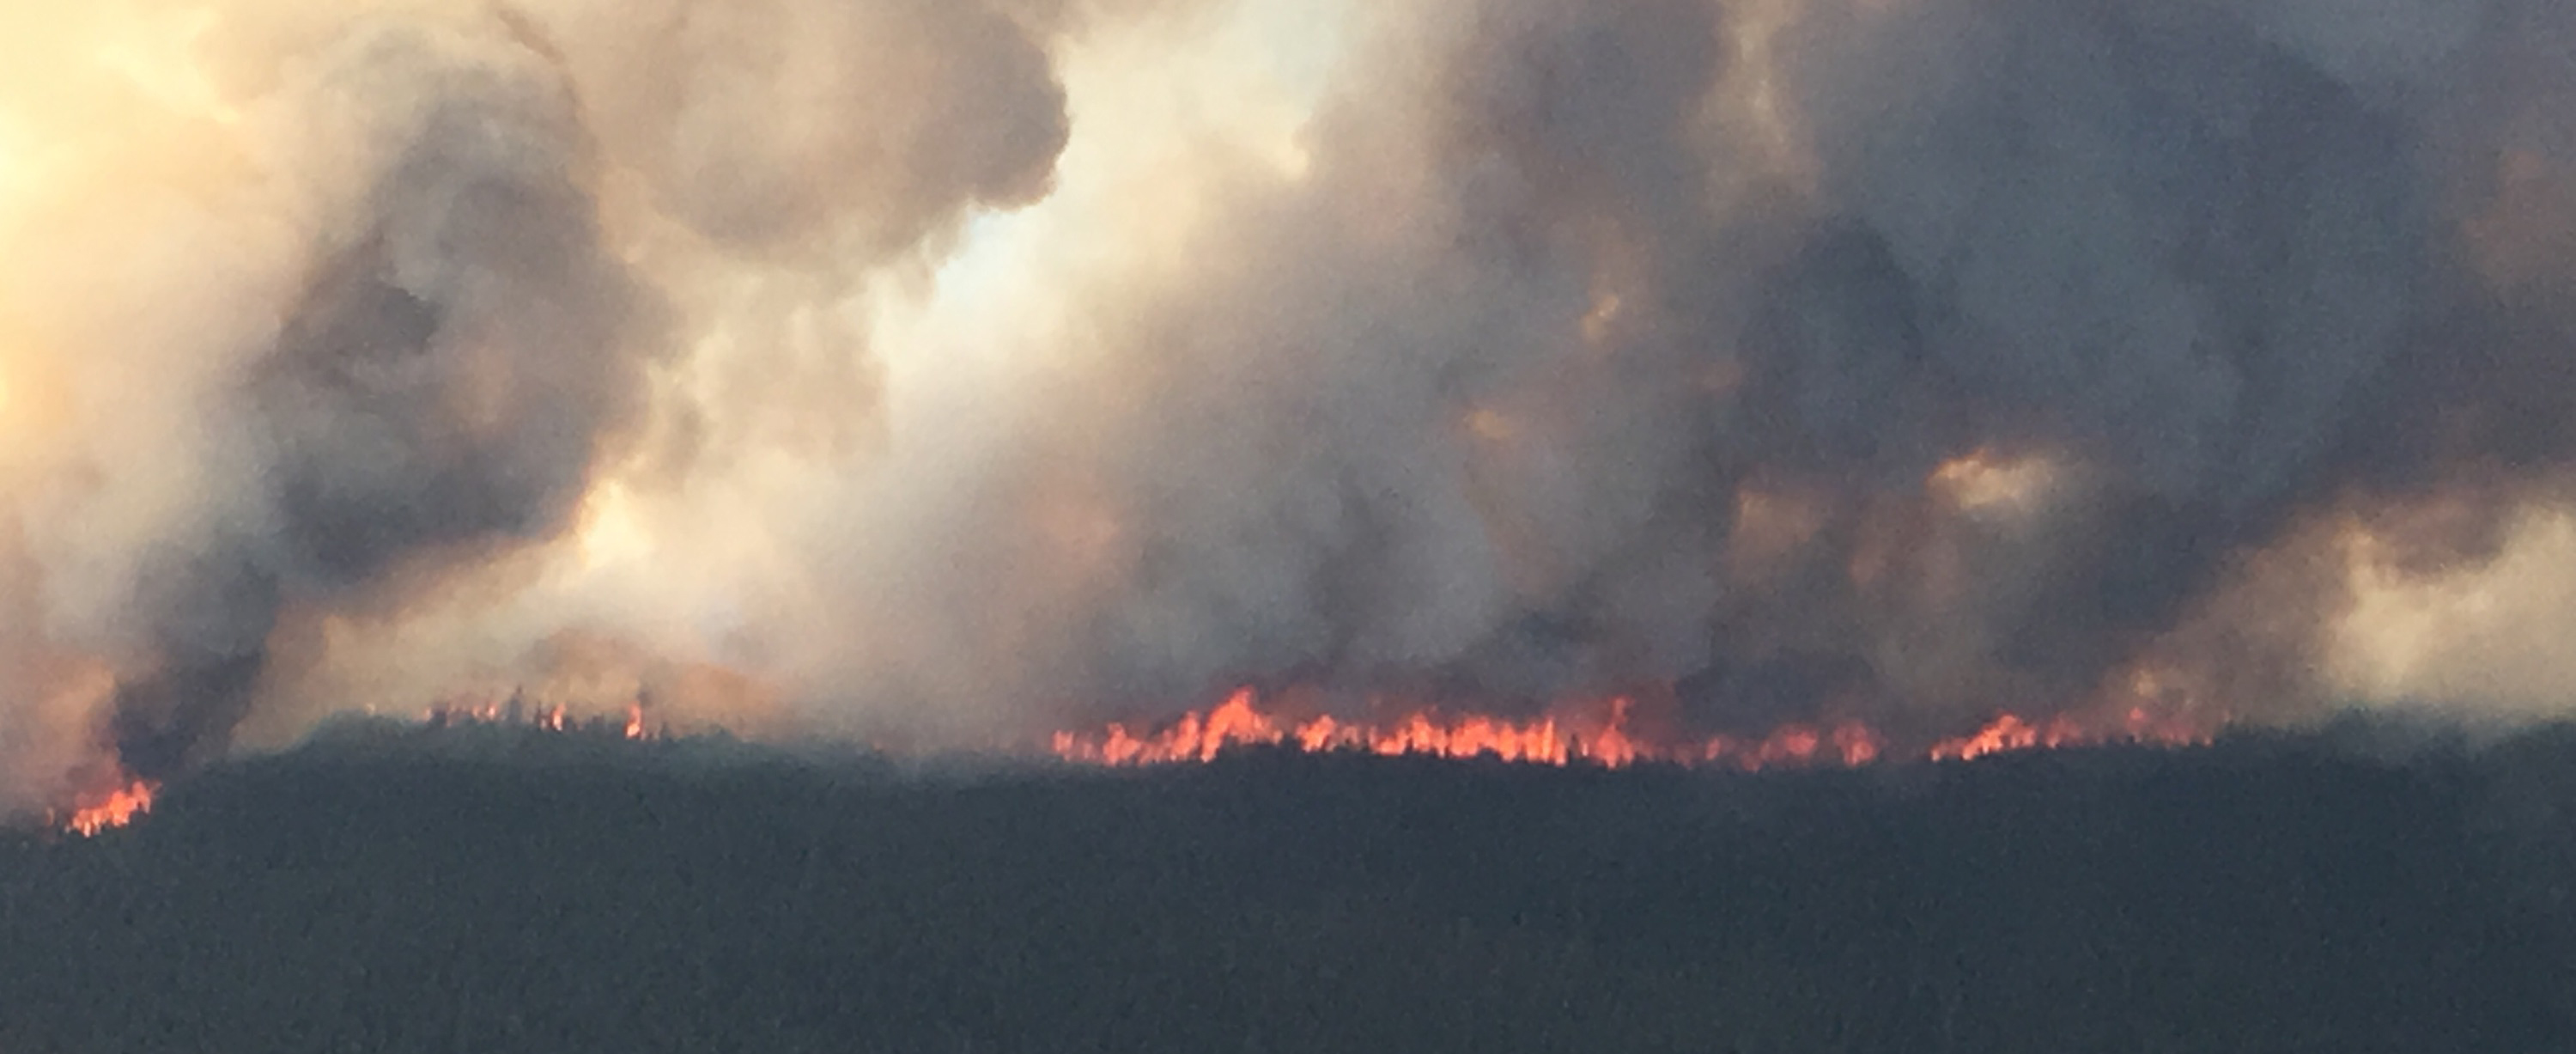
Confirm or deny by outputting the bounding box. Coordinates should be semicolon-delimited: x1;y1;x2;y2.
60;778;156;837
1053;688;2212;771
420;694;653;740
1925;712;2079;761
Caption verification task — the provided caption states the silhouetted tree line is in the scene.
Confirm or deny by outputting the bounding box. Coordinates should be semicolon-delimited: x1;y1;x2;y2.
2;716;2570;1053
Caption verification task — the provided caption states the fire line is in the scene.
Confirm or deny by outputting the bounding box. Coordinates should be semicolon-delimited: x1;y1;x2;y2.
58;779;156;837
1051;689;2214;771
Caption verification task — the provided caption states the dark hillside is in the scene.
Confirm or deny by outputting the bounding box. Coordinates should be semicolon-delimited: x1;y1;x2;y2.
3;724;2570;1053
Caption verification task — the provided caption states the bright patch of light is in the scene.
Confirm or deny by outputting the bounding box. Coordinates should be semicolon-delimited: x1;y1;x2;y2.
575;479;653;570
871;0;1353;386
1929;448;2062;521
93;7;240;125
2330;505;2576;716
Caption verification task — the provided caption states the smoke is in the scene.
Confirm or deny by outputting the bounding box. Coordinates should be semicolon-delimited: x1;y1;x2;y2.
3;0;2575;805
0;0;1077;798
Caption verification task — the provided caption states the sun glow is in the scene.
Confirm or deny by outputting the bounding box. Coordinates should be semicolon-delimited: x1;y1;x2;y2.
90;6;241;127
574;479;653;570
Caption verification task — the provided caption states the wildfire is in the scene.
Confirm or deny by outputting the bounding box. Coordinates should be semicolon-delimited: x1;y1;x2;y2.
1052;689;2212;771
421;693;656;740
59;779;156;837
1928;713;2080;762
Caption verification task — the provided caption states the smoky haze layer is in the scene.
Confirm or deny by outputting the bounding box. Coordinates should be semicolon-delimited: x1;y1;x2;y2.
108;21;658;780
0;0;1078;800
898;0;2573;739
3;0;2576;803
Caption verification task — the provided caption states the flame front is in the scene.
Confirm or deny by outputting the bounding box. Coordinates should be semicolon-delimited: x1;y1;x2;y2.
61;779;156;837
1053;689;2211;771
423;695;659;740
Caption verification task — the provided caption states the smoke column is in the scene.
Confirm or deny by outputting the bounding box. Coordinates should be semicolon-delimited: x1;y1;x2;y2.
1;0;2573;806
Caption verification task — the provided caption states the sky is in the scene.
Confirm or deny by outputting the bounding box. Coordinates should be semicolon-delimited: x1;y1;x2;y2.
2;0;2575;808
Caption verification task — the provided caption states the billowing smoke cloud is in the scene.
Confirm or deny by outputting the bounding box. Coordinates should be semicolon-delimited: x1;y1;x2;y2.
0;0;1074;801
839;0;2571;736
4;0;2575;807
778;0;2567;739
100;16;664;780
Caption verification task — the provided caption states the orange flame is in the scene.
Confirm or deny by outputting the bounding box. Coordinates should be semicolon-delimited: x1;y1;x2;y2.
1926;713;2080;762
420;696;653;740
1053;689;2211;771
60;779;156;837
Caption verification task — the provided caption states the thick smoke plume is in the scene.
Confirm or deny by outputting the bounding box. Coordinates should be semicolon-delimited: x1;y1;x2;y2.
2;0;2573;807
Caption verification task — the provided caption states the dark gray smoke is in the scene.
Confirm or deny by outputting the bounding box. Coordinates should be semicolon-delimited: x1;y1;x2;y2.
107;20;658;777
39;0;1081;783
8;0;2576;801
823;0;2576;740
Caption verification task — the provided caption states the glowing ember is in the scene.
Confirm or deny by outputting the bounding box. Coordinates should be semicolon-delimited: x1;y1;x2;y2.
1928;713;2080;762
61;780;157;837
419;696;653;740
1053;689;2211;771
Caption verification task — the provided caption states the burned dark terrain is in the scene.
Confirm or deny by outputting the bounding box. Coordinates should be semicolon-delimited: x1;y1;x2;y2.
4;721;2572;1054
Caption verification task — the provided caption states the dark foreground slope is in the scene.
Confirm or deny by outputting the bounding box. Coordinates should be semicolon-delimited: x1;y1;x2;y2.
3;722;2572;1054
